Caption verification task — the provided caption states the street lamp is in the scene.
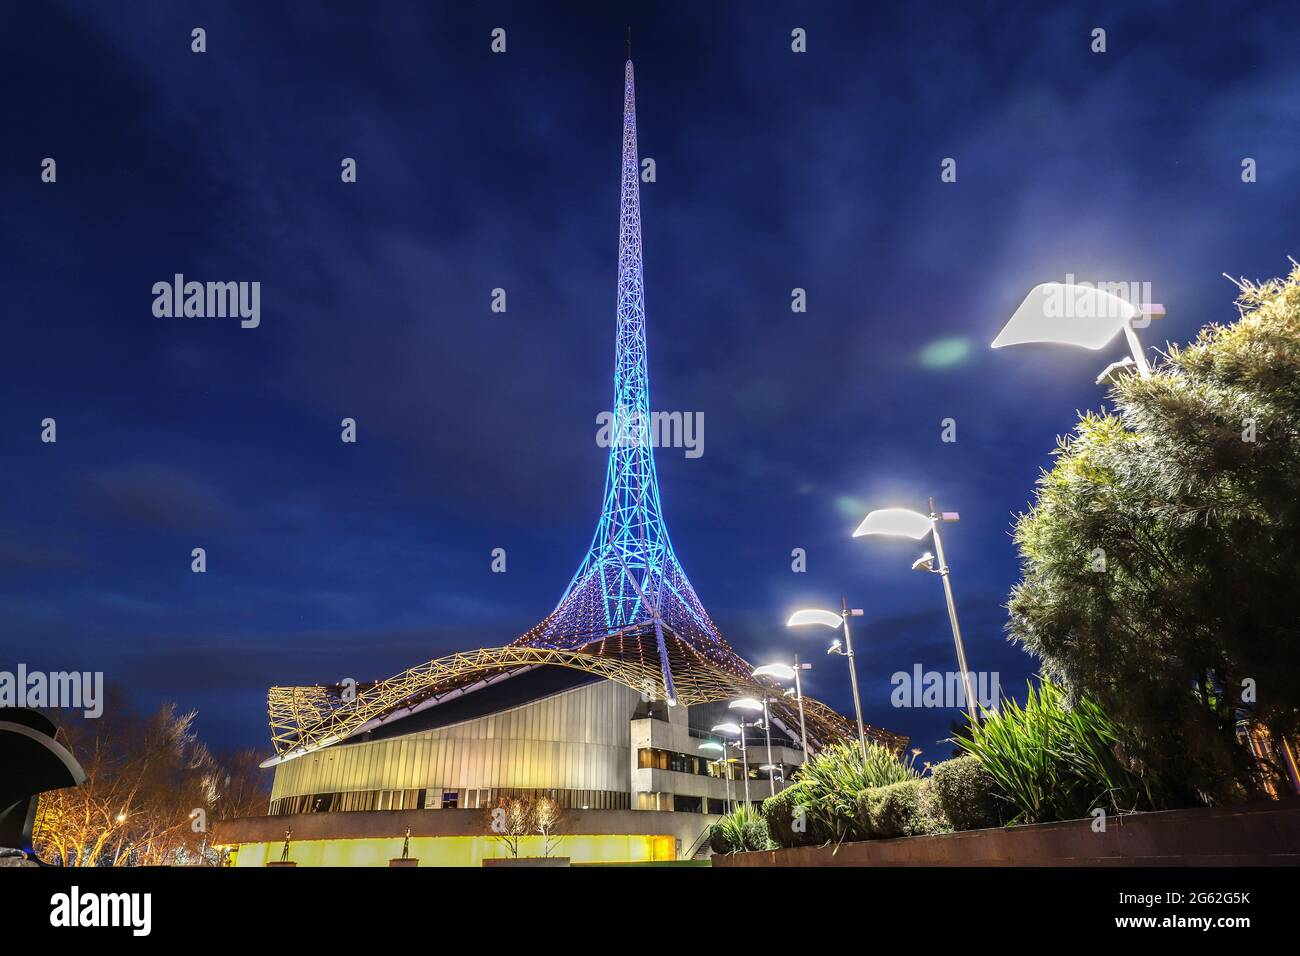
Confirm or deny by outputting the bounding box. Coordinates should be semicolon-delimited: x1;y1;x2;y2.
992;282;1166;383
698;740;730;813
711;721;750;810
853;500;979;726
759;764;784;788
752;660;811;759
787;602;869;763
731;697;776;797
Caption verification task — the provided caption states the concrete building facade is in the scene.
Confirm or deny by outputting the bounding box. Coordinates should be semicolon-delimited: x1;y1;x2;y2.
219;669;806;865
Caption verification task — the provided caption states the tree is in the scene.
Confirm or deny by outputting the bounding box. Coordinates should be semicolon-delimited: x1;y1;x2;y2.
34;692;219;865
31;690;269;866
202;747;273;866
210;748;272;821
533;795;562;858
1007;263;1300;806
484;796;533;858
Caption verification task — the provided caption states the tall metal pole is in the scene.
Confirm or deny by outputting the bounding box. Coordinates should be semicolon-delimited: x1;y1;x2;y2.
721;751;732;813
840;597;869;764
762;700;775;796
739;728;751;811
793;653;808;759
929;498;979;726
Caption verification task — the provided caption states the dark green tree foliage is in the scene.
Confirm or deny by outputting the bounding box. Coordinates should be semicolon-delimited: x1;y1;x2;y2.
1008;264;1300;805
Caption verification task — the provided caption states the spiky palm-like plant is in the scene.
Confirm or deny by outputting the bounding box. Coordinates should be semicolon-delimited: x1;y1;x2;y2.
708;805;771;854
793;741;918;842
953;678;1147;825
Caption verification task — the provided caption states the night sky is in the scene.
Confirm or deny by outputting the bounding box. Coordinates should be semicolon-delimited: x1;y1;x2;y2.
4;1;1298;764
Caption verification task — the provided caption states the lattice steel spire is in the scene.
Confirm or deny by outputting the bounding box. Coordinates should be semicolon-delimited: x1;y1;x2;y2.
517;61;747;700
262;60;903;763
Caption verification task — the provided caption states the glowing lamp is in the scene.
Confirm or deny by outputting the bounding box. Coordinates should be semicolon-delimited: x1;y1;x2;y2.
786;608;843;629
992;283;1137;351
852;508;933;540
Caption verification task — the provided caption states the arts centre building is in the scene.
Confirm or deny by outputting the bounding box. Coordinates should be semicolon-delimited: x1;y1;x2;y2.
215;61;903;867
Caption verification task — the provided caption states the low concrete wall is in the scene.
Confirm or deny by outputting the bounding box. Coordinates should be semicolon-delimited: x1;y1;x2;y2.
714;802;1300;867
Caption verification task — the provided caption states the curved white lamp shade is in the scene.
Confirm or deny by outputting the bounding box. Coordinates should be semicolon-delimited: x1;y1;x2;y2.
992;283;1136;351
752;663;796;682
729;697;764;713
698;741;725;754
853;508;933;540
710;722;742;736
786;608;842;629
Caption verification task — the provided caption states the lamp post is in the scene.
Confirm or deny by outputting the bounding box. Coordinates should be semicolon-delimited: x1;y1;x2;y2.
731;698;775;796
759;764;784;790
698;740;730;813
730;698;773;800
992;281;1165;383
853;502;980;726
752;660;811;760
787;603;869;763
726;743;743;811
711;722;749;810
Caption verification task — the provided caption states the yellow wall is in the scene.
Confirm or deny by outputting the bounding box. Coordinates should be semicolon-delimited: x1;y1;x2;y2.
235;833;676;867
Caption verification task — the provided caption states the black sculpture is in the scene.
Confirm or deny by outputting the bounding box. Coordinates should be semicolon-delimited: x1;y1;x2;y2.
0;708;86;862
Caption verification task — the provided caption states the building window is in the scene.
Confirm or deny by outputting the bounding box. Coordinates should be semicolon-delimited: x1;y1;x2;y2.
639;746;734;779
673;794;703;813
269;786;633;816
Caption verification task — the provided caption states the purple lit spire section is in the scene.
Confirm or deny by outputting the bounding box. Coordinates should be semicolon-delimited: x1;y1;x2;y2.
520;61;729;671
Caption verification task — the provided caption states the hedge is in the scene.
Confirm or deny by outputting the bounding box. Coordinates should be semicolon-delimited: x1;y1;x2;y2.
930;756;1012;831
860;778;951;838
762;784;821;847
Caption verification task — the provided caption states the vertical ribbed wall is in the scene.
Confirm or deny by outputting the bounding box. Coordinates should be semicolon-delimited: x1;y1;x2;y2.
270;678;641;800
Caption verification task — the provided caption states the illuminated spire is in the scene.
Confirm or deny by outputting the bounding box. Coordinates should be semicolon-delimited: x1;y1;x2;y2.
261;65;892;756
517;60;745;700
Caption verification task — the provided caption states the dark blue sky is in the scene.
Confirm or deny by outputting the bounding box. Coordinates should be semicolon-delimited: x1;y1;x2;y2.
3;1;1297;762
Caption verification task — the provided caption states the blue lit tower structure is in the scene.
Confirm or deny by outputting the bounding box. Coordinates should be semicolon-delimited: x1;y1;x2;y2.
261;60;896;770
515;61;742;703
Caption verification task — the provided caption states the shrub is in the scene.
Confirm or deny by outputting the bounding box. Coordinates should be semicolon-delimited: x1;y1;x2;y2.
761;783;818;848
794;741;918;843
707;805;768;854
741;818;774;852
866;779;951;838
854;786;890;838
954;678;1149;825
707;825;731;855
930;756;1011;831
